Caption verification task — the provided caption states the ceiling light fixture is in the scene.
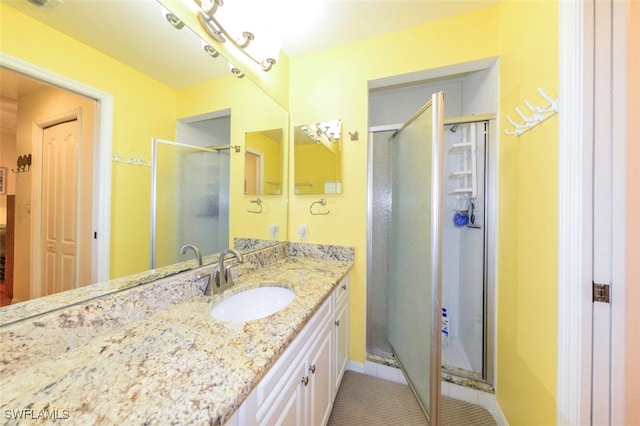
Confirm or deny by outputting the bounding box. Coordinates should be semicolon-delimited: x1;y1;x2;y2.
195;0;279;72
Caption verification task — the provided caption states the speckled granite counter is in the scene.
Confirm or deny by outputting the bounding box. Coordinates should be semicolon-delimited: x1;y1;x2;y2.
0;243;353;425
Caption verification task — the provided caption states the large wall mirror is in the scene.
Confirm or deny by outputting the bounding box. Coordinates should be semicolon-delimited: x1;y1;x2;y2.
293;119;343;195
0;0;289;322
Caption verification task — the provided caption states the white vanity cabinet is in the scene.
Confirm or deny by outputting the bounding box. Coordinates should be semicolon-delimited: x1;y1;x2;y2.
234;275;350;426
333;276;349;399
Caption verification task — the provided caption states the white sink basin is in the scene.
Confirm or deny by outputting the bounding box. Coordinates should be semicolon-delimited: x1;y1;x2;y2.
211;286;296;322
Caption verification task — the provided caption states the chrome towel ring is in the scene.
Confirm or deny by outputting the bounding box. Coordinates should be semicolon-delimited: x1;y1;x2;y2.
310;198;330;215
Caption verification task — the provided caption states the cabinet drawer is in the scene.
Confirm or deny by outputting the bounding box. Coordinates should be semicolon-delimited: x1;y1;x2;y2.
333;276;349;310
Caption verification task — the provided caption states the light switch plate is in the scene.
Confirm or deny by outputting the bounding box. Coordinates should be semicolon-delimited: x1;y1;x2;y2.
298;224;308;240
270;223;279;238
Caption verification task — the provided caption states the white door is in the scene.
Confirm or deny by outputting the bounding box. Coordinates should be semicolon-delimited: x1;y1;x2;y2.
42;119;80;295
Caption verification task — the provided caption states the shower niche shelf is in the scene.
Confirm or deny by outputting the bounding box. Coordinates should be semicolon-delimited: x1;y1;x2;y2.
447;123;478;198
449;142;473;154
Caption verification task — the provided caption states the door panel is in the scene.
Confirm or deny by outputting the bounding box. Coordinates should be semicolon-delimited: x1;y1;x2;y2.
387;92;444;423
42;120;79;295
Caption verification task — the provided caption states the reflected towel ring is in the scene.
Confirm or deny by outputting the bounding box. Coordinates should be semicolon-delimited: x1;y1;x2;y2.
247;198;263;214
310;198;330;215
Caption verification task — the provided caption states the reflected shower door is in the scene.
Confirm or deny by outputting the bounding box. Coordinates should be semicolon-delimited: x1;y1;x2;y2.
387;92;444;423
151;139;229;269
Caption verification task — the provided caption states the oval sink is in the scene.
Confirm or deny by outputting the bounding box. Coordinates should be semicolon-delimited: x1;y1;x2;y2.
211;286;295;322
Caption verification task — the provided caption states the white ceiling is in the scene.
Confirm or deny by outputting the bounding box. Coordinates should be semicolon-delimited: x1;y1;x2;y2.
1;0;497;89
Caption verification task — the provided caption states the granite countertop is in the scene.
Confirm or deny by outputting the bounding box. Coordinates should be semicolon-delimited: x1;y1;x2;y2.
1;255;352;425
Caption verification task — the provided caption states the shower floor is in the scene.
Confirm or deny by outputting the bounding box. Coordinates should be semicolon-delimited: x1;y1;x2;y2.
369;334;473;372
442;336;472;371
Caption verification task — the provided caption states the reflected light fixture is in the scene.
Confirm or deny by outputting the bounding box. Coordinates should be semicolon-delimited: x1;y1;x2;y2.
161;4;245;79
228;62;245;79
195;0;279;72
302;121;341;145
160;6;185;29
201;40;220;58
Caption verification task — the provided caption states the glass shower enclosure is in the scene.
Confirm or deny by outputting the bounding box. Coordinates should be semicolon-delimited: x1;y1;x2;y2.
150;139;230;269
383;92;444;422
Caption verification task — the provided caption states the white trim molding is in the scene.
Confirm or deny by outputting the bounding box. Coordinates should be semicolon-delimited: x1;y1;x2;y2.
0;53;113;283
557;0;594;424
609;1;628;423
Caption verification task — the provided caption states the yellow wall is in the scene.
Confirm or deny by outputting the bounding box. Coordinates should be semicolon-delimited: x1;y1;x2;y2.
288;5;500;369
176;76;289;244
0;3;177;279
497;1;558;423
289;2;559;422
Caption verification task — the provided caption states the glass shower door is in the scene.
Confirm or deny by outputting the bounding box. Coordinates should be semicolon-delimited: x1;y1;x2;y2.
150;139;229;269
387;92;444;423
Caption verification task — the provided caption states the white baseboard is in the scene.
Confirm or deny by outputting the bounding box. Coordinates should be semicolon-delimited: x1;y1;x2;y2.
441;381;509;426
346;360;365;374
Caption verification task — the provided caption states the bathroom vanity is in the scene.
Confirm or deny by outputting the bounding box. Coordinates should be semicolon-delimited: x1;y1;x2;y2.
0;243;353;425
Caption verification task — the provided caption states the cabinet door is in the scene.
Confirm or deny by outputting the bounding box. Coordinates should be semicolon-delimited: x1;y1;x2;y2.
334;298;349;394
307;321;333;426
333;279;349;398
259;362;306;426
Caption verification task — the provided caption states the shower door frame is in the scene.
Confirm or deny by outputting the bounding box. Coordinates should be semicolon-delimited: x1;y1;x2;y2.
149;138;228;269
366;114;497;388
366;123;402;361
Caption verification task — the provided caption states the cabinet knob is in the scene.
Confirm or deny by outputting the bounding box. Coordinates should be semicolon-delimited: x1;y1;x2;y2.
334;320;340;327
302;376;309;386
309;364;316;374
342;284;347;290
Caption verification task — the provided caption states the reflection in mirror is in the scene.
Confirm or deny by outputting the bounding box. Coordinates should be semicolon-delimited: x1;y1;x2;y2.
151;139;230;269
293;119;342;195
0;0;289;321
244;129;283;195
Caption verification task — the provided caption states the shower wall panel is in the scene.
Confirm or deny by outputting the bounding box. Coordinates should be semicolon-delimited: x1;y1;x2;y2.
367;130;394;357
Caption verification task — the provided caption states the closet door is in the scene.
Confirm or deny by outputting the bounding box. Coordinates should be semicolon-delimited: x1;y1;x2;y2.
387;92;444;424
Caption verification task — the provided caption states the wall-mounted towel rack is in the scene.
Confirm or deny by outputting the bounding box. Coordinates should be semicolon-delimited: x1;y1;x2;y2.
112;150;151;167
504;87;558;136
310;198;330;215
247;198;263;213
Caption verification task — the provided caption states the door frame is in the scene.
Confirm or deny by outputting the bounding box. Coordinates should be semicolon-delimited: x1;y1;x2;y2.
245;147;264;195
557;0;628;423
0;53;113;284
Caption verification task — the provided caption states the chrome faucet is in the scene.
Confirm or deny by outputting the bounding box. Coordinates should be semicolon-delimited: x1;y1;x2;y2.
179;244;202;267
213;249;244;290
